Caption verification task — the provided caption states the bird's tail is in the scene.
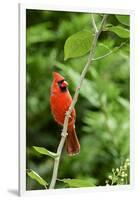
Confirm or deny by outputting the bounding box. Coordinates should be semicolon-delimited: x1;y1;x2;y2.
66;124;80;156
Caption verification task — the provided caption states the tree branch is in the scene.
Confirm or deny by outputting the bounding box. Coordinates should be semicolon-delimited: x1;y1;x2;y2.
49;14;108;189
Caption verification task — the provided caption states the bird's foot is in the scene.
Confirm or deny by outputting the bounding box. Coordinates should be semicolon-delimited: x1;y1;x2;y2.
61;131;68;137
65;111;71;118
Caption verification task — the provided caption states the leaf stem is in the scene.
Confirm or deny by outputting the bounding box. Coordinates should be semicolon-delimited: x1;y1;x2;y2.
92;42;127;61
49;14;108;189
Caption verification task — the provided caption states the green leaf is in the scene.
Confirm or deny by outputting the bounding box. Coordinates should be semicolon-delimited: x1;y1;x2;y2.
117;97;129;110
58;178;95;188
108;26;130;38
27;169;48;188
33;146;58;159
116;15;130;26
64;30;93;60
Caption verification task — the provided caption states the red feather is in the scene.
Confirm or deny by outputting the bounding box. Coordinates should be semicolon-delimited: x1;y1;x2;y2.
50;72;80;156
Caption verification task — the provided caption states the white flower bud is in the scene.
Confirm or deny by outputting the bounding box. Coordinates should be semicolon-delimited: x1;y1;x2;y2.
125;173;128;177
124;165;127;170
116;168;119;172
108;175;112;180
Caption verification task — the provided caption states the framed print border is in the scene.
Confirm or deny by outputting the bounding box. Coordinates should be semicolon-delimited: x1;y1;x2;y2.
19;2;135;196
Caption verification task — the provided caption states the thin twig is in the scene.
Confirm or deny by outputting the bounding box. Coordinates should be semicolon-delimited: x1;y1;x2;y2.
92;42;127;61
49;14;108;189
91;14;98;33
93;50;113;61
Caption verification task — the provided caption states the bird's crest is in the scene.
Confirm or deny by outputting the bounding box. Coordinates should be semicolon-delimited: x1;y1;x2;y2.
53;72;64;82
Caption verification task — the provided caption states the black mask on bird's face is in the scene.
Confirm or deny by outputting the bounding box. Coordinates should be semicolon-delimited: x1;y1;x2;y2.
58;79;68;92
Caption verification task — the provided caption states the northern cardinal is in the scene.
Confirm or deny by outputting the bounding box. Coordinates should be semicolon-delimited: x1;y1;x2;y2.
50;72;80;156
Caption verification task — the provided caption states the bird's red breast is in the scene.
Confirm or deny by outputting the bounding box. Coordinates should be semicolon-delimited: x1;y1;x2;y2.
50;72;80;155
50;72;75;126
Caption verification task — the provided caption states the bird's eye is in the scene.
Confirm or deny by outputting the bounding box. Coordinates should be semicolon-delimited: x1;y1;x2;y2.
57;79;68;92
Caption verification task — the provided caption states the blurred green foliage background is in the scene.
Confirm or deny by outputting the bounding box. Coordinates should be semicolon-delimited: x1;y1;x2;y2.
26;10;130;190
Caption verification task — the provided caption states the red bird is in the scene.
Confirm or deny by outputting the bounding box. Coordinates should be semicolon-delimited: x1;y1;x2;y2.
50;72;80;156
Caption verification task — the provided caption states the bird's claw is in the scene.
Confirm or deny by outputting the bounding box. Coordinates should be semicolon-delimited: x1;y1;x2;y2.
65;111;71;118
61;131;68;137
